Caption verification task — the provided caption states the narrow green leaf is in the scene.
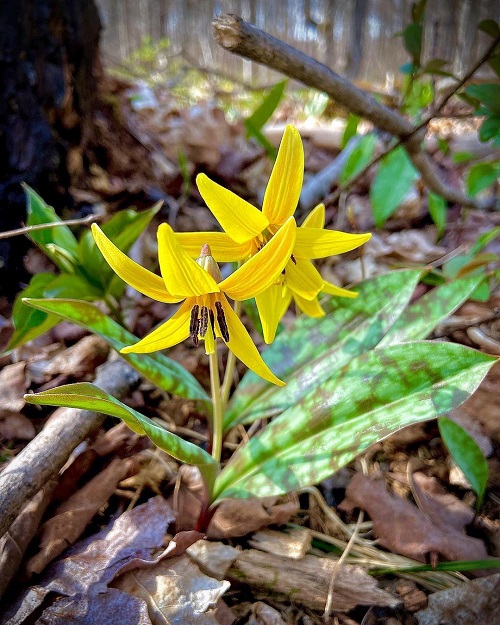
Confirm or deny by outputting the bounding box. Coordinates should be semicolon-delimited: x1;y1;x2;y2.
340;134;376;184
23;185;79;268
427;192;447;239
466;162;499;197
439;416;488;506
225;269;422;429
25;383;217;480
371;558;500;575
22;298;210;404
245;80;287;133
77;203;161;296
370;146;419;227
214;343;496;501
403;23;423;64
380;274;485;346
478;19;500;38
465;84;500;114
341;114;361;149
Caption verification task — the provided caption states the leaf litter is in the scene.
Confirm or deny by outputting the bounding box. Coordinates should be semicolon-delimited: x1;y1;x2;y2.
0;74;500;624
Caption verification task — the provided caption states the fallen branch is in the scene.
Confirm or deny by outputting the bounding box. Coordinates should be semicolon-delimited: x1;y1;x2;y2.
0;358;140;538
0;214;101;240
212;14;496;210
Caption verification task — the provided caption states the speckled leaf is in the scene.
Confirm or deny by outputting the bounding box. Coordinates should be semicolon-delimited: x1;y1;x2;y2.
225;269;422;429
23;298;209;405
213;342;496;502
379;274;485;346
25;383;217;486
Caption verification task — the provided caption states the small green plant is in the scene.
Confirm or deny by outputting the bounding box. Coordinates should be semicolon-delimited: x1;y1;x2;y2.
21;127;496;529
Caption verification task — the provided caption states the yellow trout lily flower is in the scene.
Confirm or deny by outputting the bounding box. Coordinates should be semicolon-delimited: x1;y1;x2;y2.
176;124;371;342
91;218;297;386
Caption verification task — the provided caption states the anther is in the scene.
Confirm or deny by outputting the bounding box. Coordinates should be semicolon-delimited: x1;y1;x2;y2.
215;301;229;342
291;253;297;265
190;305;200;346
209;309;215;336
199;306;209;338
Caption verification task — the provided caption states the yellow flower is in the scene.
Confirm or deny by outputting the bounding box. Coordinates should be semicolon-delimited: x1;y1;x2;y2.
176;125;371;343
91;218;297;386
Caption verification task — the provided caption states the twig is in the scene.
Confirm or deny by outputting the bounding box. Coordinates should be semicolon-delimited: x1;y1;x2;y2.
0;214;100;240
212;14;497;210
0;359;140;539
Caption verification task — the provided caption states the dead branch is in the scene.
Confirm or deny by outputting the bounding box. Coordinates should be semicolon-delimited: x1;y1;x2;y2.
212;14;496;211
0;358;140;539
0;214;101;240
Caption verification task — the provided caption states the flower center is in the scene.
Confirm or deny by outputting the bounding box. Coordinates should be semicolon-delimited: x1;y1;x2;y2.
189;299;229;349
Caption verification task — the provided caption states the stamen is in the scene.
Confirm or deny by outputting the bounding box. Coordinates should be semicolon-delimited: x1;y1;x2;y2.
291;253;297;265
190;305;200;346
209;309;215;336
199;306;209;338
215;301;229;342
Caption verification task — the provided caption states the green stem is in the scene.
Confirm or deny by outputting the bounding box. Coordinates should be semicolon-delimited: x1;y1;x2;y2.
209;350;224;463
220;298;242;410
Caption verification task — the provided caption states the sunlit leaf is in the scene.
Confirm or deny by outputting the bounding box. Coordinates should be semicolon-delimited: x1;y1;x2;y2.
226;269;422;429
245;80;287;157
340;133;376;184
439;416;488;506
341;113;361;149
22;298;210;404
25;383;217;487
370;146;419;227
214;343;496;502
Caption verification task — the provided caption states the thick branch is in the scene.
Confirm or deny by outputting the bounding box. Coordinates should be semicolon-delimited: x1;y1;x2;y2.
213;14;495;210
0;359;140;538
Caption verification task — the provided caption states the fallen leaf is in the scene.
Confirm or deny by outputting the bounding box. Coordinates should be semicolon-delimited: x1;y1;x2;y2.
0;362;27;412
249;601;287;625
25;457;139;576
2;496;175;623
0;411;36;440
113;554;230;625
416;573;500;625
339;473;488;563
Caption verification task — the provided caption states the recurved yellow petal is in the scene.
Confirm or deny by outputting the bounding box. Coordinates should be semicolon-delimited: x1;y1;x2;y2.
255;284;292;344
294;228;371;259
91;224;180;304
157;223;220;298
176;231;252;262
301;203;325;229
220;296;285;386
121;301;191;353
322;280;359;298
221;217;296;301
196;173;269;244
294;292;325;317
285;258;323;300
262;125;304;225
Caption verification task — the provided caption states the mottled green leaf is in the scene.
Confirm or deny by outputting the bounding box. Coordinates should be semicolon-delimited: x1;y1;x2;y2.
439;416;488;506
214;343;496;501
23;185;79;268
23;298;209;405
370;147;419;227
380;274;485;346
77;203;161;296
225;269;422;429
340;133;376;184
428;192;447;239
6;274;103;352
25;383;217;487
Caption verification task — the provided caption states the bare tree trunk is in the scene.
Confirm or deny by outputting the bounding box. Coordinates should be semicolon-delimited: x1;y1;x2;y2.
0;0;102;295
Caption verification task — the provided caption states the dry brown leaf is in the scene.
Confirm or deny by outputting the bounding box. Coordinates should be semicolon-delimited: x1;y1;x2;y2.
249;601;287;625
3;496;175;624
113;554;230;625
0;411;36;440
187;539;239;580
0;362;27;412
339;473;488;563
248;527;312;560
0;480;57;599
25;457;139;576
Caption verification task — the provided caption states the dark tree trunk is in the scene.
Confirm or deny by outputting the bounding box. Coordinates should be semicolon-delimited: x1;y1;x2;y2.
0;0;102;295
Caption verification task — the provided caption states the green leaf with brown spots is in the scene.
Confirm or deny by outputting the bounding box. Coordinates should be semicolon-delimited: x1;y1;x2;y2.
25;383;217;491
213;342;496;502
22;298;210;405
225;269;422;430
379;274;486;346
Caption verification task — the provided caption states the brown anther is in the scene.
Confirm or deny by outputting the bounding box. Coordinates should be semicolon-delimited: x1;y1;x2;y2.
190;305;200;346
199;306;209;338
291;253;297;264
215;301;229;342
209;309;215;336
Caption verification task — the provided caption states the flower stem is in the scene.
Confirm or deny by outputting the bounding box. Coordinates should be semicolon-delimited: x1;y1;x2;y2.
209;350;223;463
221;298;242;410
